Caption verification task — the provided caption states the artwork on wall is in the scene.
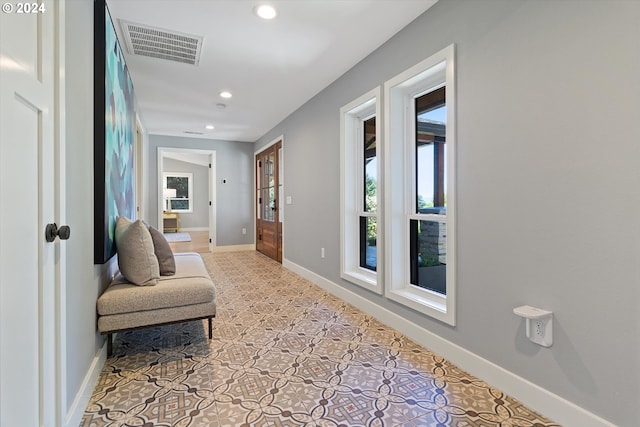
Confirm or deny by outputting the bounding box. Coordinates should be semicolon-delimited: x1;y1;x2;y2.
94;0;136;264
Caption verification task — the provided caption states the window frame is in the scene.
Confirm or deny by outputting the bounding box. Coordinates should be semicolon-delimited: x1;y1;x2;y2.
340;87;382;294
163;171;194;213
384;44;456;325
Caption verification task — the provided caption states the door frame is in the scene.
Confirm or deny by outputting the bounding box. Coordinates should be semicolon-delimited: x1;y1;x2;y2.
0;0;66;424
254;135;284;260
134;115;145;220
55;1;68;423
157;147;217;251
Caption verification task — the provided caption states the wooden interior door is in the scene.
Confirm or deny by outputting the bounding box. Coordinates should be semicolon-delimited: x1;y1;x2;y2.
256;142;282;262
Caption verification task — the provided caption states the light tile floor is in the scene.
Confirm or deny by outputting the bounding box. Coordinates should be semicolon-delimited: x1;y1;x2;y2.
81;251;559;427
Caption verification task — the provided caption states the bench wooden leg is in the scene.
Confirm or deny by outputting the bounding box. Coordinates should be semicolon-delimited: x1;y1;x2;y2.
208;317;213;339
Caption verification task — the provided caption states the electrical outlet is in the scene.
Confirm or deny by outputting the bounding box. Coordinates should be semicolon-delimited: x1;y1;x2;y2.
528;317;552;347
513;305;553;347
242;228;246;235
534;319;545;337
321;247;325;258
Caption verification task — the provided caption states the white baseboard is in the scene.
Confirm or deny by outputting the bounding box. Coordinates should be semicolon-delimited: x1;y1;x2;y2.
283;258;614;427
214;244;255;252
64;342;107;427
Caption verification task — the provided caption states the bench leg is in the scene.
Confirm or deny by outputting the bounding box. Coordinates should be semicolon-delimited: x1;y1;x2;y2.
208;317;213;339
107;334;113;357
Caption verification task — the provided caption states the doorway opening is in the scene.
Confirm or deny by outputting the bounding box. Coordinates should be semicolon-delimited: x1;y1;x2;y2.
157;148;217;252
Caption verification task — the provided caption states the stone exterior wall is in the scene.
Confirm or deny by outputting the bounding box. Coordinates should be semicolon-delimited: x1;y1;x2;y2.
419;220;446;265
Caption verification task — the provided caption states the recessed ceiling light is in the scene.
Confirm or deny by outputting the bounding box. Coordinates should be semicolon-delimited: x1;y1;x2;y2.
254;4;277;20
220;91;232;99
205;125;215;130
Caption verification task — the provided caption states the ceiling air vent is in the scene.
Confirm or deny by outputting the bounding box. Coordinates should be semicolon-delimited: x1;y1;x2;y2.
120;20;203;66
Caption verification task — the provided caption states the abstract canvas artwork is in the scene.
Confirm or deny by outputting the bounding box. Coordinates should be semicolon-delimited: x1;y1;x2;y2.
94;1;136;264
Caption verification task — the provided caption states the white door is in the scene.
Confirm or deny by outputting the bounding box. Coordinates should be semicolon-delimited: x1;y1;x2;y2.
0;1;60;425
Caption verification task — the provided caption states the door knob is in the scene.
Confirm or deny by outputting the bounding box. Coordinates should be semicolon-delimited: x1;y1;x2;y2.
45;223;71;242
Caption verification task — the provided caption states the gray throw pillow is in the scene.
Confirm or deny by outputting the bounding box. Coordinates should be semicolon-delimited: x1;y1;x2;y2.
148;226;176;276
114;217;160;286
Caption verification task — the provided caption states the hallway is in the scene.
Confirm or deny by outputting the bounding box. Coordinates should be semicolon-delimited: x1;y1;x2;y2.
81;251;557;426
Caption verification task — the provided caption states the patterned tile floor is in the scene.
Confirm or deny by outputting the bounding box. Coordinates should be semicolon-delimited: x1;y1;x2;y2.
82;251;559;427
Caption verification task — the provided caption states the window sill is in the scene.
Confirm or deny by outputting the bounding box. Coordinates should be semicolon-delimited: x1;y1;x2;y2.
386;287;454;326
342;269;381;294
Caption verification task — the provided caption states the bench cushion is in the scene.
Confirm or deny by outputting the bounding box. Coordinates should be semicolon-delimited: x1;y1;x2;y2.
97;253;215;316
98;301;215;334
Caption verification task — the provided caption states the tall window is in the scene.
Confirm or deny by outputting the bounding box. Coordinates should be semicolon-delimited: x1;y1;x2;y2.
340;87;381;294
411;87;446;294
360;116;377;271
384;45;456;325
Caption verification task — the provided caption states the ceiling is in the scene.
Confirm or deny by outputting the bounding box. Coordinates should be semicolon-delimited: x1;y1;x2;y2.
106;0;438;143
162;151;210;167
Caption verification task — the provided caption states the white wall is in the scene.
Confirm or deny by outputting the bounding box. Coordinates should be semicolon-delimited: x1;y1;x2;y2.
149;135;255;246
256;0;640;425
64;0;117;422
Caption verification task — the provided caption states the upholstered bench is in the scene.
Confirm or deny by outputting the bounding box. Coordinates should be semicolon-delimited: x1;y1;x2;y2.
97;252;216;356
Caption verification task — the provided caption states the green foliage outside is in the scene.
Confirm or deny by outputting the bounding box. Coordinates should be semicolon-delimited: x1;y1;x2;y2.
417;194;446;210
365;174;377;245
418;252;441;267
417;194;432;210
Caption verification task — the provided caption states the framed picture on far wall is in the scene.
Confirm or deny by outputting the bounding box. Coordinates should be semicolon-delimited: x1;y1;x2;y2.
94;0;136;264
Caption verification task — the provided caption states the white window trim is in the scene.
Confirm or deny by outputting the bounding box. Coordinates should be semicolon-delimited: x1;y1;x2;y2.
384;44;456;325
340;86;382;294
163;171;194;213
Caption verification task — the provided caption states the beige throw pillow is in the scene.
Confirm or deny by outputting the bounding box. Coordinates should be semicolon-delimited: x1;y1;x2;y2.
114;217;160;286
148;226;176;276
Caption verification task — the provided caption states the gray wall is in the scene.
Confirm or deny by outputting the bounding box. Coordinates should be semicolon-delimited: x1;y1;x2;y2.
148;135;254;247
65;0;117;416
255;1;640;425
162;158;209;229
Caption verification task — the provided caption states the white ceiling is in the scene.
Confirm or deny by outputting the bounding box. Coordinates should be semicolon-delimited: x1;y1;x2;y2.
106;0;438;143
163;151;210;167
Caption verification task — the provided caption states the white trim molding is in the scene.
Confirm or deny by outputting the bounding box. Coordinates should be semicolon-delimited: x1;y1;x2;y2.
157;147;217;250
340;86;382;294
64;345;106;427
384;44;457;325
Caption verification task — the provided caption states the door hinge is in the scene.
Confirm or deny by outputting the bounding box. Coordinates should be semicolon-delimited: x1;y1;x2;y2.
209;163;211;168
258;160;262;167
209;201;212;206
259;197;262;204
209;238;212;243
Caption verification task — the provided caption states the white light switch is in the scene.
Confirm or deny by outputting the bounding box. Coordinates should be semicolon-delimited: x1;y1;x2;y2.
286;196;292;205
